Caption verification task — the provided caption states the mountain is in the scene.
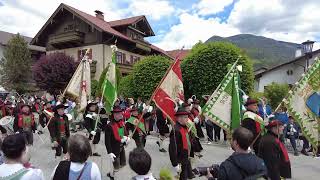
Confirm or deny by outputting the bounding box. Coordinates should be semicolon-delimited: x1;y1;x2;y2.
205;34;300;69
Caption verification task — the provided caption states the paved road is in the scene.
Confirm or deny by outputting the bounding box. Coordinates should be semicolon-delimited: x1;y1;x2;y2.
28;130;320;180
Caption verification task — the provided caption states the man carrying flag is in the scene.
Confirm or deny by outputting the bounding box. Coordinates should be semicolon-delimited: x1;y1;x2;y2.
126;107;146;148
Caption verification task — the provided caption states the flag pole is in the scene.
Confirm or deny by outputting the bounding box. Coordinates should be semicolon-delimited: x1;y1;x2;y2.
129;46;185;138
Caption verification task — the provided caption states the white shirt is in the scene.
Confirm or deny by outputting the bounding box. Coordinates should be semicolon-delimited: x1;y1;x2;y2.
0;163;44;180
133;173;156;180
50;161;101;180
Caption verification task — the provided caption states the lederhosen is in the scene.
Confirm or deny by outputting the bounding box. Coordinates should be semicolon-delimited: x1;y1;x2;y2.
169;123;193;180
49;115;70;156
15;114;36;145
105;120;127;170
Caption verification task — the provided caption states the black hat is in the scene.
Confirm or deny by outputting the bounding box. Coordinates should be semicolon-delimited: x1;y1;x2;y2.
111;106;123;113
87;101;98;106
266;120;283;129
54;104;68;111
245;98;258;106
175;107;190;116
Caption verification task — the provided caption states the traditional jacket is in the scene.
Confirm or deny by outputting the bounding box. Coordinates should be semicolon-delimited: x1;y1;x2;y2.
105;120;128;154
258;131;291;180
48;114;70;142
156;109;169;134
169;122;191;166
242;110;264;137
14;113;36;132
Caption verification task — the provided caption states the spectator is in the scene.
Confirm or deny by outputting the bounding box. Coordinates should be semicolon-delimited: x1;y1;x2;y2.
206;127;267;180
284;116;299;156
129;148;156;180
258;120;291;180
51;134;101;180
0;134;44;179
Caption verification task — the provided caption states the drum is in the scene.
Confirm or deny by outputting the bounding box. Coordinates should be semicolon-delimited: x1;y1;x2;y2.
0;116;14;134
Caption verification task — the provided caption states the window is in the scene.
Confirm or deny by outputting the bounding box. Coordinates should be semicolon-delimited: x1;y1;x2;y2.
116;51;126;64
130;55;140;64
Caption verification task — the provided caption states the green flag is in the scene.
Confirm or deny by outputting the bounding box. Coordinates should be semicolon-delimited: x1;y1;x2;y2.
203;61;241;133
284;58;319;150
127;117;146;134
102;46;117;112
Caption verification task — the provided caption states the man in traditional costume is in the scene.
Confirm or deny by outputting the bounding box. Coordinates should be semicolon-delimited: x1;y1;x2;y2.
242;98;264;153
84;102;101;156
169;106;195;180
156;107;170;152
105;106;130;180
48;104;70;158
14;104;36;145
126;107;146;148
258;120;291;180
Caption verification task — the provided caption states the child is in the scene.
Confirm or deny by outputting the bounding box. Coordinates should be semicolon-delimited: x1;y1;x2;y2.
129;148;156;180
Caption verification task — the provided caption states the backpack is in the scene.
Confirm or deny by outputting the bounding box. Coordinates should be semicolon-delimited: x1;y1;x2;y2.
228;158;267;180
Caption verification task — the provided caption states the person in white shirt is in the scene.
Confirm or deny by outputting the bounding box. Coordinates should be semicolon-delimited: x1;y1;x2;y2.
129;148;156;180
51;134;101;180
0;134;44;180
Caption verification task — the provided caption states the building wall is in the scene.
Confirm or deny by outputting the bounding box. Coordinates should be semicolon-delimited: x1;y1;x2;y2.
48;44;145;80
255;54;319;92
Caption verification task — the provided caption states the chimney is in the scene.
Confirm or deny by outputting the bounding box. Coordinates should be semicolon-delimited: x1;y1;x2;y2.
94;10;104;20
295;46;302;57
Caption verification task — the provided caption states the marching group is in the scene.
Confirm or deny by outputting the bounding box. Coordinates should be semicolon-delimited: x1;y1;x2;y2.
0;94;318;180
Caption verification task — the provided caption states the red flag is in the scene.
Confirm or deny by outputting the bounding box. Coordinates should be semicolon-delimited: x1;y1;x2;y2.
152;58;184;122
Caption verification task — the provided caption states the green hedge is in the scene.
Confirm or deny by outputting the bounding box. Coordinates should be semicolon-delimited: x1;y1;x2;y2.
264;82;289;109
181;42;254;100
131;55;171;100
118;74;134;98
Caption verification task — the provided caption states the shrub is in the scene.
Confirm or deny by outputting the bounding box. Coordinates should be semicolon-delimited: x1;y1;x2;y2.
264;82;289;109
118;74;134;98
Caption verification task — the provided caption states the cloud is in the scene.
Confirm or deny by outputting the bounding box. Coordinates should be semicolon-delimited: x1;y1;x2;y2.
228;0;320;46
154;13;240;50
0;0;126;37
194;0;234;16
128;0;174;20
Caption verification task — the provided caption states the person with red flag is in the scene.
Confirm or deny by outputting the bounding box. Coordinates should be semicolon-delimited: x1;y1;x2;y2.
126;107;146;148
169;106;195;180
258;120;291;180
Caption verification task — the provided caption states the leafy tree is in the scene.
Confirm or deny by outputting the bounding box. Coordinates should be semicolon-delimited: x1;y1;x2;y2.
264;82;289;109
118;74;134;98
32;52;77;94
0;34;32;93
131;56;171;100
181;42;254;100
249;91;265;101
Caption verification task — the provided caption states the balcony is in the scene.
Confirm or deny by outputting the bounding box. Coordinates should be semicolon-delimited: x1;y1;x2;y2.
48;31;84;48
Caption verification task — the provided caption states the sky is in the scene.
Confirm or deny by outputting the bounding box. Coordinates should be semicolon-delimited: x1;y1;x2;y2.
0;0;319;51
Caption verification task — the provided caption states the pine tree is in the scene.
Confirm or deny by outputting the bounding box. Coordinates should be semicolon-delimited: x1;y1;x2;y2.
0;34;32;93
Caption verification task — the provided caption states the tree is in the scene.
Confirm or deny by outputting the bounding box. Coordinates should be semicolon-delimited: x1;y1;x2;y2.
131;55;171;100
181;42;254;100
118;74;134;98
0;34;32;93
264;82;289;109
32;52;77;94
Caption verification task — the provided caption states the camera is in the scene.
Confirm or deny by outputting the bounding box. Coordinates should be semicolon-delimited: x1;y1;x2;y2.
192;164;219;177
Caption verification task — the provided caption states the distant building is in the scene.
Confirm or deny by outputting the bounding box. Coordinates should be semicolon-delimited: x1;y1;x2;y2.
166;49;190;59
0;30;45;62
254;49;320;92
30;3;170;78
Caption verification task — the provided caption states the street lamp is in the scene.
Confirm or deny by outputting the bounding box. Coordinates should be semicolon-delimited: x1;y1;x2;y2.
302;40;315;68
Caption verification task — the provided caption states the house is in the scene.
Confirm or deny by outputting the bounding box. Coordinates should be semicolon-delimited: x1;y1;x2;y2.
0;30;45;62
254;49;320;92
166;49;190;60
30;3;170;79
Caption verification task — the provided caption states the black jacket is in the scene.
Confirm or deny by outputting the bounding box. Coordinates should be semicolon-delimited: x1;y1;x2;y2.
169;123;190;166
48;114;70;142
105;120;127;155
216;152;267;180
258;131;291;180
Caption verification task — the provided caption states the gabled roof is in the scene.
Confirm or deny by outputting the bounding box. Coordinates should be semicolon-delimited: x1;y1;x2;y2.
255;48;320;76
30;3;166;56
166;49;190;59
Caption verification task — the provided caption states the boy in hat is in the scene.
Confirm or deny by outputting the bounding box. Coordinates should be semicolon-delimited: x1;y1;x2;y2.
242;98;264;153
126;107;146;148
48;103;70;158
169;106;195;180
258;120;291;180
105;106;130;180
14;104;36;145
84;101;101;156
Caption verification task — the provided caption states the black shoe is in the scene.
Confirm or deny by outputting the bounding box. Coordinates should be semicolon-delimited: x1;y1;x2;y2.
294;151;299;156
107;173;114;180
156;141;160;147
159;148;167;152
188;172;196;179
301;149;309;156
92;152;101;157
38;131;43;135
